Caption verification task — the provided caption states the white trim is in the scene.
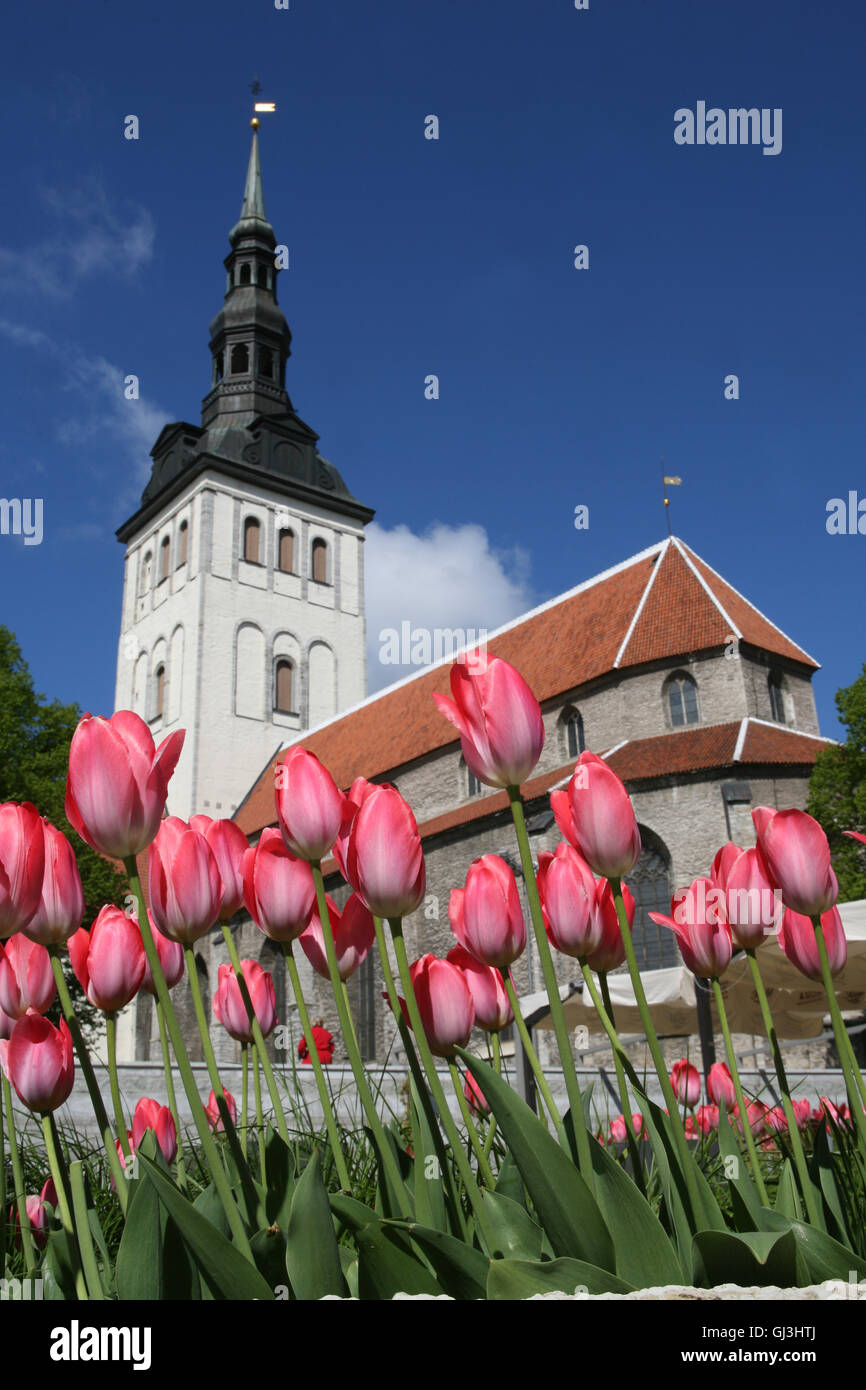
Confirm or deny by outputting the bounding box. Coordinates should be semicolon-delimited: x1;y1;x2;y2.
733;715;838;762
600;739;629;760
613;539;670;668
732;717;750;763
675;539;820;668
671;537;742;641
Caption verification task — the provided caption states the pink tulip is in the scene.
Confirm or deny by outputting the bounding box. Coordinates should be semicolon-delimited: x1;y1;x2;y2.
274;746;345;862
5;1013;74;1112
449;855;525;969
719;846;782;950
68;906;146;1012
132;1097;178;1163
650;879;733;978
707;1062;736;1109
140;913;185;994
814;1097;851;1131
764;1106;788;1136
205;1086;237;1132
432;653;545;790
0;935;55;1018
752;807;838;917
695;1104;719;1135
585;880;633;973
793;1097;812;1129
464;1072;490;1117
212;960;276;1043
0;802;45;939
65;710;184;859
609;1114;628;1145
333;778;379;881
844;830;866;847
242;828;315;942
734;1099;770;1135
344;784;426;919
709;841;743;892
300;892;375;982
537;843;602;960
670;1059;701;1108
406;954;475;1058
0;1002;14;1040
446;945;513;1032
24;820;84;945
189;816;249;922
553;752;642;879
778;905;847;982
9;1178;58;1251
148;817;223;945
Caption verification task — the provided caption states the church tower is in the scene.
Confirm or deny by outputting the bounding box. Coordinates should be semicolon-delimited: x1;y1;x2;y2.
114;126;374;819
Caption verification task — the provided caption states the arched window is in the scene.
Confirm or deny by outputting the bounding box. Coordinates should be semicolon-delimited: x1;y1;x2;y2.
278;528;295;573
239;263;252;286
667;672;699;727
159;536;170;582
623;829;678;970
214;351;224;384
140;551;153;594
560;707;585;759
176;521;188;567
155;664;166;719
230;343;249;375
311;538;328;584
244;517;261;564
768;672;787;724
257;264;269;289
275;659;294;714
258;347;274;379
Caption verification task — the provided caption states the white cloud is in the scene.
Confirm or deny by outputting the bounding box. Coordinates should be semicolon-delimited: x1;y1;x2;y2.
0;179;154;297
365;521;536;690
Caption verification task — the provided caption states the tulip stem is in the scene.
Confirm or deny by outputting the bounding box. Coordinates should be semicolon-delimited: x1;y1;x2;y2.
69;1159;106;1299
282;942;352;1191
508;788;595;1186
253;1047;267;1186
448;1060;495;1188
501;969;560;1132
156;1000;186;1186
220;924;291;1146
46;946;129;1212
241;1044;250;1143
106;1014;131;1160
745;950;821;1225
311;868;409;1210
482;1034;501;1162
599;970;645;1191
710;979;769;1204
124;860;255;1262
810;916;866;1139
2;1073;38;1275
388;916;499;1251
41;1113;88;1299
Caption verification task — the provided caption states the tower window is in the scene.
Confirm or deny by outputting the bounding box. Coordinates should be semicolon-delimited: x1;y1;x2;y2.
140;551;153;594
159;536;171;583
278;528;295;573
239;263;252;286
560;707;585;759
243;517;262;564
769;672;787;724
155;664;166;719
311;538;328;584
258;347;274;380
275;659;294;714
667;672;700;727
257;264;269;289
214;351;224;384
230;343;249;375
176;521;188;568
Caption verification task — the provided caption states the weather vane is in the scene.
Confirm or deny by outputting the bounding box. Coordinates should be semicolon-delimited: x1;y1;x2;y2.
660;457;682;538
249;77;276;130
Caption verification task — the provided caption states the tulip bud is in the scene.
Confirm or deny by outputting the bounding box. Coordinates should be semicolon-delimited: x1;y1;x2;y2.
5;1013;74;1113
189;816;249;922
432;654;545;790
556;753;642;879
65;710;184;859
68;905;146;1012
406;954;475;1058
333;778;379;881
449;855;525;969
778;905;847;982
212;960;277;1043
148;817;223;944
649;878;733;979
300;893;375;981
242;828;316;942
706;1062;736;1109
0;802;45;939
140;913;185;994
720;847;782;950
0;935;56;1018
695;1104;719;1135
274;747;345;862
132;1097;178;1164
446;945;513;1032
24;820;84;945
464;1071;490;1117
670;1059;701;1108
344;785;426;919
752;807;838;918
585;879;633;974
205;1086;237;1132
537;843;602;960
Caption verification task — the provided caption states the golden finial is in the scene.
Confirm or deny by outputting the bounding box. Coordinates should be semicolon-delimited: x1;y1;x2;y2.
250;116;260;130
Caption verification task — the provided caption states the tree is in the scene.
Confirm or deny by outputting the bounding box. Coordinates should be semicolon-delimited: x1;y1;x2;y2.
0;627;127;1040
807;663;866;903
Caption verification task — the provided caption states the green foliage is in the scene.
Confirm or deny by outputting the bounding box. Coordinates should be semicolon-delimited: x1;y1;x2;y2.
807;662;866;901
0;626;127;1042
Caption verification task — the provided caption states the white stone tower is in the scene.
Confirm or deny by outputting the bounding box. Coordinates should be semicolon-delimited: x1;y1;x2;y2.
114;128;374;819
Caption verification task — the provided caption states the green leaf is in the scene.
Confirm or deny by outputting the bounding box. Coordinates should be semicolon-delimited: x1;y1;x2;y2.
774;1160;804;1221
366;1125;414;1221
494;1150;526;1208
339;1244;359;1299
460;1050;615;1271
757;1208;866;1284
487;1257;633;1300
355;1223;445;1300
479;1190;545;1261
589;1132;684;1286
193;1181;231;1238
251;1226;290;1293
44;1228;79;1300
811;1123;848;1242
330;1192;380;1236
393;1221;489;1299
716;1101;763;1228
285;1151;348;1300
115;1172;164;1300
264;1128;296;1231
692;1228;808;1288
135;1153;274;1300
634;1086;726;1235
410;1080;448;1233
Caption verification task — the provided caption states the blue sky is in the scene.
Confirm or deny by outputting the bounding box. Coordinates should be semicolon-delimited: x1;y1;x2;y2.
0;0;863;739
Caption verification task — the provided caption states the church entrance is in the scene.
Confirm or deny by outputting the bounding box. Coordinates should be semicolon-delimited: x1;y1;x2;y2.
624;829;677;971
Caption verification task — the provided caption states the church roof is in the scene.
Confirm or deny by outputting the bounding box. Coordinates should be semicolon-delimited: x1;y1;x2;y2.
233;536;821;835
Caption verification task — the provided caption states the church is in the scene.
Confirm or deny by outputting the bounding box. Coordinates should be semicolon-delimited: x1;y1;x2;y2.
114;131;833;1070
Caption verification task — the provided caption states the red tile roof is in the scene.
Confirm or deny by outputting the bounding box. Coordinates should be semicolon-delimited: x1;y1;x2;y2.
234;538;821;837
